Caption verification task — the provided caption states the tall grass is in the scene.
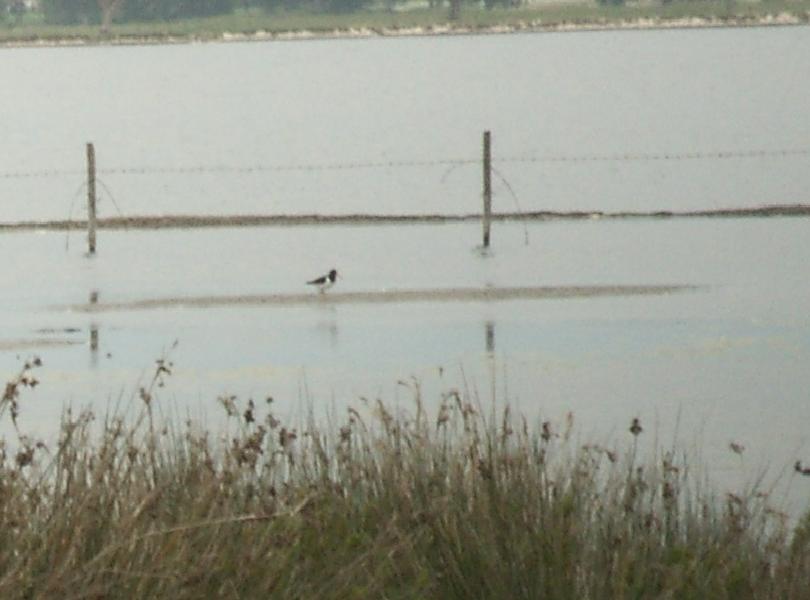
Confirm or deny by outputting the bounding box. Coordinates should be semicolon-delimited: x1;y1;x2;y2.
0;357;809;598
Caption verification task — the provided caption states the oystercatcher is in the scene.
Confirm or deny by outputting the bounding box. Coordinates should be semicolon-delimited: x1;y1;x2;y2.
307;269;338;293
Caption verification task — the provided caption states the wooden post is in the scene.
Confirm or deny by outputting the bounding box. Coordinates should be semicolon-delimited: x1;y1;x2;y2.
482;131;492;248
87;143;97;255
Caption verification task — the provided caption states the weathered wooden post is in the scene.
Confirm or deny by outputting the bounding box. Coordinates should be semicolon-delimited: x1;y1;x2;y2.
86;143;97;255
482;131;492;248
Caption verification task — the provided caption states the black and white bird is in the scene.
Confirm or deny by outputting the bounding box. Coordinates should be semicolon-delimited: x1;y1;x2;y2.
307;269;338;293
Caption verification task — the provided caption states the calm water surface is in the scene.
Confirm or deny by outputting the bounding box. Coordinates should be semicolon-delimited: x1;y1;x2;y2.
0;219;808;490
1;26;809;220
1;28;809;514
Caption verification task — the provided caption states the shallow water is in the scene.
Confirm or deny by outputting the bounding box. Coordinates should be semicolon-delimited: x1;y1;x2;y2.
1;219;808;494
1;27;810;515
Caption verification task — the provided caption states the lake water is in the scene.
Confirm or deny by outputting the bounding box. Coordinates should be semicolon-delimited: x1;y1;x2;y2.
1;26;809;514
1;26;809;220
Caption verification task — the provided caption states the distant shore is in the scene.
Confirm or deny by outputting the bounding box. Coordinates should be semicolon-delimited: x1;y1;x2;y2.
1;5;808;48
217;13;808;42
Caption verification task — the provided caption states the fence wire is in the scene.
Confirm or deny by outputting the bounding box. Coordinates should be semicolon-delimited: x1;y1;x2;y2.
1;147;808;180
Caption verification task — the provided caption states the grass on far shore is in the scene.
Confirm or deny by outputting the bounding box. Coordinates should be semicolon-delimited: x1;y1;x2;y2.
0;356;809;598
1;1;810;45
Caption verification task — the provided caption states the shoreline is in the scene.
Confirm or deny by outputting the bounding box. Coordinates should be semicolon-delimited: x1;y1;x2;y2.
66;284;696;312
1;12;808;48
1;204;808;232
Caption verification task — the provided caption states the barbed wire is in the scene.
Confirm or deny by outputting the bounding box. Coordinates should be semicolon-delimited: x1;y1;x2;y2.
1;147;808;179
497;148;810;163
100;158;478;175
492;148;810;163
0;169;83;180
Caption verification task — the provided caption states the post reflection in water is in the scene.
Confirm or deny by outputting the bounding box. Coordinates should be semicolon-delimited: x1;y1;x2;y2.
485;321;495;354
315;305;339;350
89;290;99;367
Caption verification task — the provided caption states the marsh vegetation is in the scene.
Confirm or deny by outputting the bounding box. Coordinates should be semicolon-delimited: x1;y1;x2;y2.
1;358;808;598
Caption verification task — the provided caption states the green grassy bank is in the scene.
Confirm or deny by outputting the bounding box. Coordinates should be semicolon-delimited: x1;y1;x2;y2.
1;1;810;46
1;359;809;598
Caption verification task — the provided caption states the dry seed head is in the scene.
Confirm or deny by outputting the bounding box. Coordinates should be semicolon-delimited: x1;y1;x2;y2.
15;446;34;469
139;387;152;405
218;395;238;417
279;427;297;448
244;403;255;425
436;404;450;428
729;441;745;455
564;412;575;440
3;382;17;402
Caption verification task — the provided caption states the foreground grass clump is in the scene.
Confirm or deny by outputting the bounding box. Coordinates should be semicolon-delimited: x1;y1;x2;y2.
1;360;809;598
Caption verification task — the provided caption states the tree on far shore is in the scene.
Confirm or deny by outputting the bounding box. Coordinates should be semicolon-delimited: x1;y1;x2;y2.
98;0;125;32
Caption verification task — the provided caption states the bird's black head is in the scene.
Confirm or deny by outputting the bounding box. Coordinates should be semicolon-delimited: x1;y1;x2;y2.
329;269;338;280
